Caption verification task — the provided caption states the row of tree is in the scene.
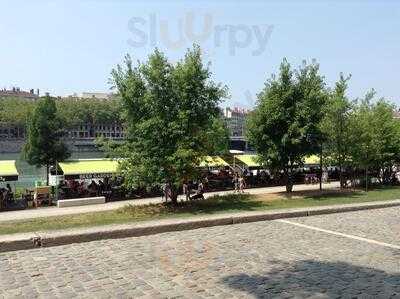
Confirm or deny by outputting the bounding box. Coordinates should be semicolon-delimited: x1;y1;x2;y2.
0;96;122;128
110;46;400;199
21;46;230;191
247;60;400;192
20;45;400;199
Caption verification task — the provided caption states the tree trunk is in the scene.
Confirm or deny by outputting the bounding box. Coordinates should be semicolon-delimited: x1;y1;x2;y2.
286;181;293;192
46;163;49;186
285;170;293;193
169;187;179;205
339;157;343;189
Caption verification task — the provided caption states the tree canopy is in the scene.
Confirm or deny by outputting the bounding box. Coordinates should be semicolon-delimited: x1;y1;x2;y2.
22;96;71;185
248;60;400;191
110;45;228;203
3;51;400;193
346;91;400;185
246;59;327;192
0;96;122;129
56;98;122;128
320;73;353;186
0;97;36;126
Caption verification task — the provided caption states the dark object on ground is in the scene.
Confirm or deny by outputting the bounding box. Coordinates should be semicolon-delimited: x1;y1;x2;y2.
3;198;28;211
190;193;205;200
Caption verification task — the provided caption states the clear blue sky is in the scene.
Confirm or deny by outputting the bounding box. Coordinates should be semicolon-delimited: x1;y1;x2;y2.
1;0;399;107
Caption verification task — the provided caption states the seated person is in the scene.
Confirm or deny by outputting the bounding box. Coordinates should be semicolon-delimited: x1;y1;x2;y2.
98;180;105;192
103;177;111;191
77;181;86;196
0;189;4;210
4;185;13;203
88;180;98;196
190;181;205;200
69;180;79;195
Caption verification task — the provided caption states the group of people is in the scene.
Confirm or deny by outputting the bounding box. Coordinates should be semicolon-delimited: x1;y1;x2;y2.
161;180;206;202
161;173;249;203
183;180;205;201
232;174;246;193
59;177;122;199
304;168;329;184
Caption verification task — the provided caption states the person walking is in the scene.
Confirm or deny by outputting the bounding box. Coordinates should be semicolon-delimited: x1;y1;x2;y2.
182;182;191;201
197;181;205;200
161;183;166;201
322;167;329;183
238;176;246;193
233;174;239;193
161;182;170;202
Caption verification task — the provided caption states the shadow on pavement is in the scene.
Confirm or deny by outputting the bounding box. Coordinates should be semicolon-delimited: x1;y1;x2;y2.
221;259;400;298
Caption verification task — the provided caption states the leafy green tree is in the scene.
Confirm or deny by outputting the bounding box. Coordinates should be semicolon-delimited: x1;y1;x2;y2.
57;98;122;131
347;91;400;188
0;97;36;126
0;97;123;136
247;59;327;192
23;96;71;185
321;73;353;187
207;117;230;155
111;46;228;203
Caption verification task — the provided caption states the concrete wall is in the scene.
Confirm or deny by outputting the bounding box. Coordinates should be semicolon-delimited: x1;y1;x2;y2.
0;139;25;153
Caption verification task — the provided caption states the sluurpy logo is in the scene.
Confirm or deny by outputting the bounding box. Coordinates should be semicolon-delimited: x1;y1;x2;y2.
127;12;273;56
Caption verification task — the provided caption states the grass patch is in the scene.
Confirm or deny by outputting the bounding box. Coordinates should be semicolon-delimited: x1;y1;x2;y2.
256;185;400;209
1;186;400;236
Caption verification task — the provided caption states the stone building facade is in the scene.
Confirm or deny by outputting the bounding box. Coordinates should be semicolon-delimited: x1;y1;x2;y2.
0;123;125;153
1;105;254;153
223;107;251;151
0;88;39;100
223;107;249;137
66;123;125;139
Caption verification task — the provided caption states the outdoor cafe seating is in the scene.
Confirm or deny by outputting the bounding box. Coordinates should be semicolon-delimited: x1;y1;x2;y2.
199;156;231;190
0;160;24;211
51;159;125;201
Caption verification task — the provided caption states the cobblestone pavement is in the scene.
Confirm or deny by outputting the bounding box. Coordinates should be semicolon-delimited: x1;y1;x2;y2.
0;207;399;298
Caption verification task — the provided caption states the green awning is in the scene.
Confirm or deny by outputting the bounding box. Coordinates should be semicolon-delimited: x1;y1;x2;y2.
58;159;119;179
234;155;261;167
199;156;228;167
0;160;19;181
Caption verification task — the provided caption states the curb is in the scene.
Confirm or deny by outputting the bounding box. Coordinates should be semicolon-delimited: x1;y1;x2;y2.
1;199;400;253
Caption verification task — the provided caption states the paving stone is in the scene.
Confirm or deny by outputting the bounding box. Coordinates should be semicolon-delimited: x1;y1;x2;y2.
0;207;399;298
